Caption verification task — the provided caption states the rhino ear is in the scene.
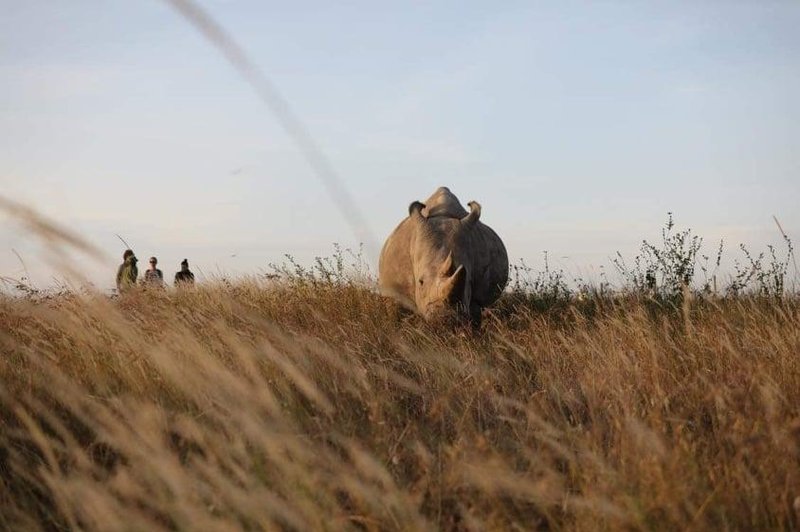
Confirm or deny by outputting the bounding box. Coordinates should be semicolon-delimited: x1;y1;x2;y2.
462;201;481;225
408;201;426;222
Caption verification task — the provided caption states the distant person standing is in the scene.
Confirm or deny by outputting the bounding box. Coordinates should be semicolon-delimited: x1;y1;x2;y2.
174;259;195;287
143;256;164;288
116;249;138;293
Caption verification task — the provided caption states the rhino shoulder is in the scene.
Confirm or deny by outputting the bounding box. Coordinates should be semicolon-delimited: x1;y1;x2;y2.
467;222;509;306
378;217;417;309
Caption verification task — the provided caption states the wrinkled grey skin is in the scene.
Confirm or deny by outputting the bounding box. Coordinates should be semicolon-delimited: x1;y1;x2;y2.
379;187;509;327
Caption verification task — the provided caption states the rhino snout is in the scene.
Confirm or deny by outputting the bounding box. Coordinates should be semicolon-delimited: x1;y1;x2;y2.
422;301;469;326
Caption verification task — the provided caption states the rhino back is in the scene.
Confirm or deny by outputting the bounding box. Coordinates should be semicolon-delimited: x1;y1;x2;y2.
422;187;469;219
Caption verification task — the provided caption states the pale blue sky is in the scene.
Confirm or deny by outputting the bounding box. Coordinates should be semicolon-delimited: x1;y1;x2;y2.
2;1;799;290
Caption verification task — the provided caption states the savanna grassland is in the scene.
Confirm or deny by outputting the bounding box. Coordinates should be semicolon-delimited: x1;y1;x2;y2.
1;276;799;531
1;204;799;531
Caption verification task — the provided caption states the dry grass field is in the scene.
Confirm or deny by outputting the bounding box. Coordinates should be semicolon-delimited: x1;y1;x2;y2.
1;202;799;530
2;275;799;530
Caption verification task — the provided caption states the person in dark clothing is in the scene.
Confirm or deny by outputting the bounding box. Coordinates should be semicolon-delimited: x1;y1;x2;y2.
116;249;138;293
143;256;164;289
174;259;195;287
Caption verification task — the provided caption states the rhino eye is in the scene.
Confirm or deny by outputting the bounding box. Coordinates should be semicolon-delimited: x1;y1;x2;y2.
418;278;424;285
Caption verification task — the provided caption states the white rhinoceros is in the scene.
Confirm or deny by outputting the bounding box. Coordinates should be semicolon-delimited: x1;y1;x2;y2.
379;187;509;326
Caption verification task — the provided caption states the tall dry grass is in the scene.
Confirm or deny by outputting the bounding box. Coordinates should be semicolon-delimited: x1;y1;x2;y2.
1;199;799;530
2;277;799;530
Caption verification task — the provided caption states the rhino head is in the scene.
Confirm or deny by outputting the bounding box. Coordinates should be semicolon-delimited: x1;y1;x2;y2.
407;200;481;324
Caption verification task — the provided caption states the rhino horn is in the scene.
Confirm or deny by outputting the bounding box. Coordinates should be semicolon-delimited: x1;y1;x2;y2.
444;265;467;302
439;251;455;277
408;201;426;222
462;201;481;225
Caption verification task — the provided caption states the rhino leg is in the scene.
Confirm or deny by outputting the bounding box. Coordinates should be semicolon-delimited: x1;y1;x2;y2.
469;303;482;329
